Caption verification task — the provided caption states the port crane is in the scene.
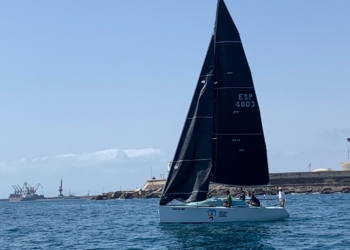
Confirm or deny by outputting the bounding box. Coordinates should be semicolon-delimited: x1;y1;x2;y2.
12;185;23;194
58;179;64;197
23;182;43;195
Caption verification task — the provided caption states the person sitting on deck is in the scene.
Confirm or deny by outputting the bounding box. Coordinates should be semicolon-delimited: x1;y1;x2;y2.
246;191;260;207
223;190;232;207
237;187;246;201
249;192;260;207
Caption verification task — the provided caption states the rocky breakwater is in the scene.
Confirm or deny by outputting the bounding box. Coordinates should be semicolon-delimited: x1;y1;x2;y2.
91;171;350;200
208;184;350;197
90;188;163;200
91;184;349;201
91;184;350;200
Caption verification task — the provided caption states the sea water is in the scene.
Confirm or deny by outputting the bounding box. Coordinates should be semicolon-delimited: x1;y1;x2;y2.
0;193;349;249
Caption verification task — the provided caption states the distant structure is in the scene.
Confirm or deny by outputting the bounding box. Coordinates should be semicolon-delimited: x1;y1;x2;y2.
58;179;64;197
341;162;350;171
142;178;167;190
312;168;332;172
342;138;350;170
9;182;44;202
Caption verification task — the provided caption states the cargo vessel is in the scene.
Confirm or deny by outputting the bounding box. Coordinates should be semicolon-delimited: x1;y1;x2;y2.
9;182;45;202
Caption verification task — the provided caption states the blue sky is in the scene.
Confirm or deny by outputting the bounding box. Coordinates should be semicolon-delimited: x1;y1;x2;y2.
1;1;349;198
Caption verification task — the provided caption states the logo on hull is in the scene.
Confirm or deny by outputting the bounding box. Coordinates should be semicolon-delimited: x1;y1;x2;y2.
207;209;216;221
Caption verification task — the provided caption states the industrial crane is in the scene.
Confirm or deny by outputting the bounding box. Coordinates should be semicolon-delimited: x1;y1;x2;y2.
23;182;43;195
33;183;43;193
12;185;22;194
58;179;64;197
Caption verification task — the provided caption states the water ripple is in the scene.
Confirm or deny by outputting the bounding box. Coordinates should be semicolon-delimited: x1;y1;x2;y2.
0;194;349;249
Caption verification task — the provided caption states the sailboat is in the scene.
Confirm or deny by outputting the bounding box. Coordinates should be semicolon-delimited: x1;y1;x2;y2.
158;0;289;223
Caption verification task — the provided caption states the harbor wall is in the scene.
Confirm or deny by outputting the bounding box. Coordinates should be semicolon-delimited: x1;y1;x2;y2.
142;179;167;190
269;170;350;186
89;170;350;200
141;171;350;190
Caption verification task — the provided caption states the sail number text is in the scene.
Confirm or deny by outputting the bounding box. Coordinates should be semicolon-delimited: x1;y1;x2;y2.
235;93;255;108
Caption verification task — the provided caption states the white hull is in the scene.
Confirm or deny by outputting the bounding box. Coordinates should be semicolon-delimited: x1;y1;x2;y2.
159;204;289;223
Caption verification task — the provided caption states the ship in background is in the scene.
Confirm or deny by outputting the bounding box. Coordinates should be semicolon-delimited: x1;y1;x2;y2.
9;182;45;202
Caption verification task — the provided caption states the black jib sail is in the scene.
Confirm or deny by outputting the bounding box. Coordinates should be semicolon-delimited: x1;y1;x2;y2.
160;0;269;206
159;36;215;206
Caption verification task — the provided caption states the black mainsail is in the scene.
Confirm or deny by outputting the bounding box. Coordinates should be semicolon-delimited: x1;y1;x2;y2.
160;0;269;206
212;0;269;185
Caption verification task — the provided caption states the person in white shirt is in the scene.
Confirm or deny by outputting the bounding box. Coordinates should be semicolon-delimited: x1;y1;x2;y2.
278;187;286;207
